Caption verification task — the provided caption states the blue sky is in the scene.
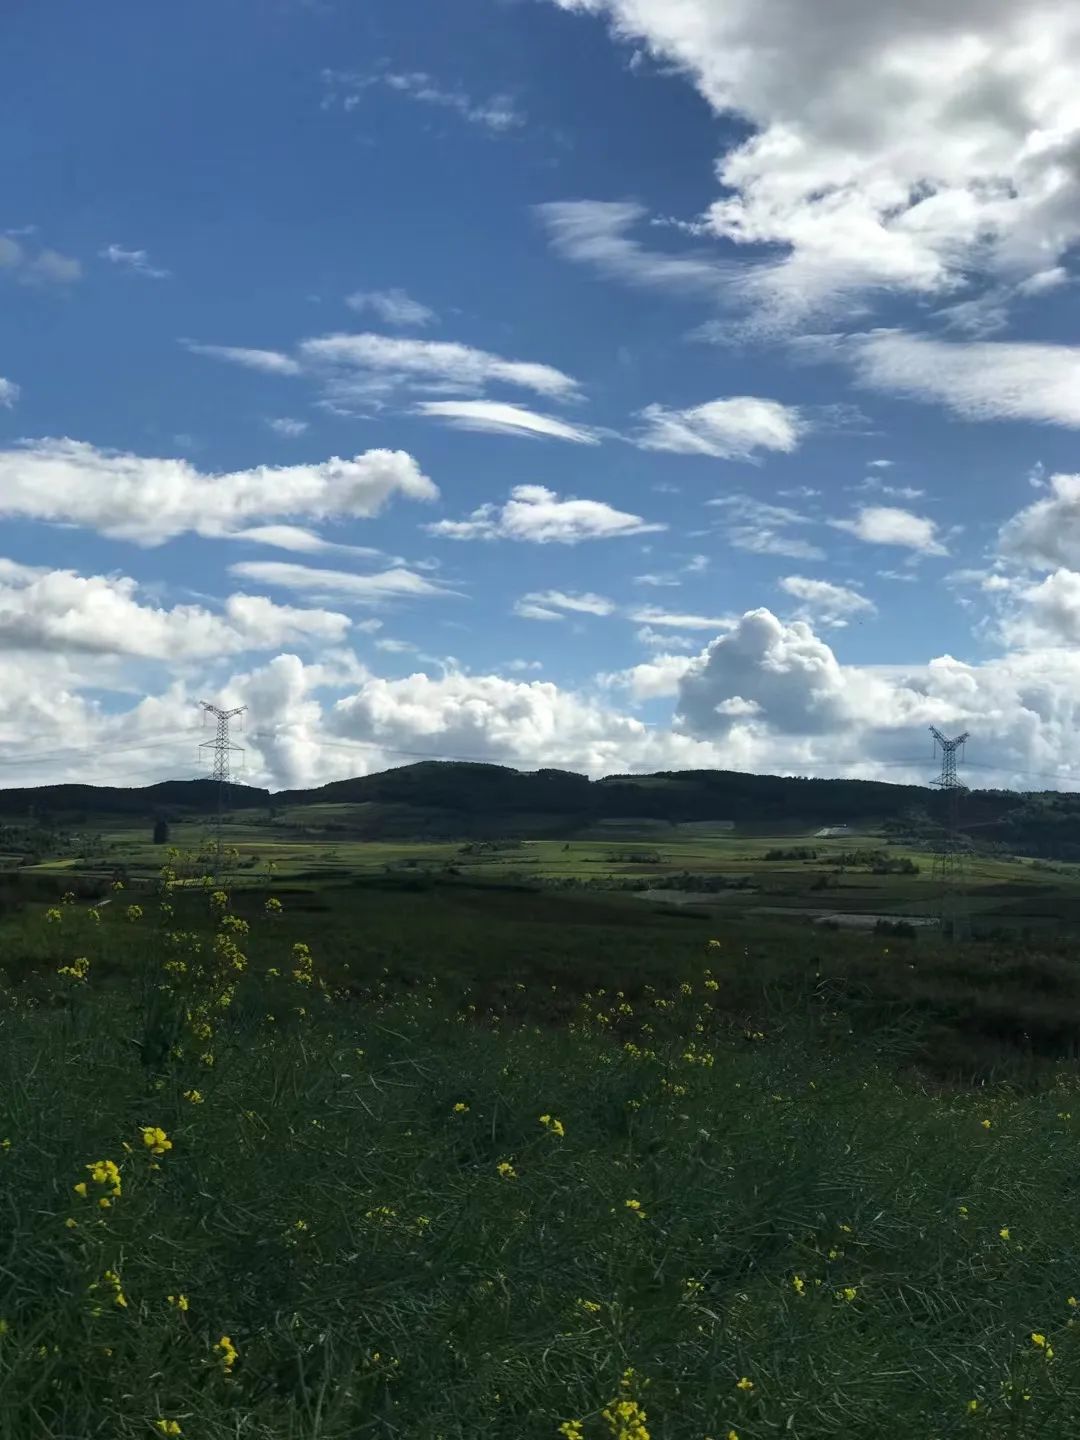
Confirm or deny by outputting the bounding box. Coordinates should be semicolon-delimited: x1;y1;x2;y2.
4;0;1080;790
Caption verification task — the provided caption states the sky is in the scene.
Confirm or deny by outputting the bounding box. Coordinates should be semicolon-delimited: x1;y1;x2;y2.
4;0;1080;793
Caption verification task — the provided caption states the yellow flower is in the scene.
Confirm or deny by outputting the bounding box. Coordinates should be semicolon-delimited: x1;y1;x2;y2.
64;1217;78;1229
125;904;144;923
624;1198;646;1218
792;1275;805;1296
183;1090;204;1105
1031;1332;1054;1357
167;1294;189;1312
999;1227;1011;1241
1;1138;10;1150
452;1102;469;1113
577;1298;602;1314
966;1400;978;1414
558;1424;584;1440
1068;1296;1078;1308
539;1114;565;1138
496;1160;517;1179
981;1118;992;1129
728;1432;740;1440
73;1181;88;1198
140;1126;172;1156
214;1334;239;1372
735;1376;754;1392
837;1286;858;1303
154;1421;182;1435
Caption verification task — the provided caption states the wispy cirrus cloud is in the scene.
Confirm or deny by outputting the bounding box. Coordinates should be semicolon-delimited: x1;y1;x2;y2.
537;200;732;297
345;288;437;327
634;395;806;460
514;590;616;620
414;399;600;444
841;330;1080;429
181;341;301;376
228;560;457;605
99;243;170;279
322;68;524;133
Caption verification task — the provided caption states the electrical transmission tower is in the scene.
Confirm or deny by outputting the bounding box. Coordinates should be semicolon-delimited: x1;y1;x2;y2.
929;726;970;940
200;703;246;877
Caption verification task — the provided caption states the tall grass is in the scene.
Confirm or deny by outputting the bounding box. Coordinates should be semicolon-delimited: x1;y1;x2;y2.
3;884;1080;1438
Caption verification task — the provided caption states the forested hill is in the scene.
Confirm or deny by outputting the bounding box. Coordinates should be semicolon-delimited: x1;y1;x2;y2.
1;760;1079;854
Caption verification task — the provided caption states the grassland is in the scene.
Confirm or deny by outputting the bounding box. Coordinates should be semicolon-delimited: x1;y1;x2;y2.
5;817;1080;1437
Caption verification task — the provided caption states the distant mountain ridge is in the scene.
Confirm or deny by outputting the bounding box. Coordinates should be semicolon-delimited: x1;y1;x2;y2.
3;760;1079;856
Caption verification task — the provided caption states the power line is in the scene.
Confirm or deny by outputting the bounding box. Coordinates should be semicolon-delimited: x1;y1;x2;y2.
200;704;245;876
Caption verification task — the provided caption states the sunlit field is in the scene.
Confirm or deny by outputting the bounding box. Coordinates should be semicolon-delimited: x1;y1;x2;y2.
4;861;1080;1439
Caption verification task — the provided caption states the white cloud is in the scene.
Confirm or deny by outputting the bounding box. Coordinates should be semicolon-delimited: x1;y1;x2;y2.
709;493;826;561
0;235;81;286
514;590;615;620
267;417;309;437
322;68;523;132
636;625;696;650
537;200;732;297
374;637;419;654
414;399;600;444
99;244;170;279
634;396;805;460
999;569;1080;648
600;651;696;701
629;606;732;630
0;439;437;545
833;505;947;555
0;378;18;408
779;574;876;627
548;0;1080;324
507;658;543;672
999;474;1080;571
0;559;348;660
428;485;665;544
228;560;456;606
183;342;301;376
845;331;1080;428
345;288;437;327
228;525;387;560
300;332;579;404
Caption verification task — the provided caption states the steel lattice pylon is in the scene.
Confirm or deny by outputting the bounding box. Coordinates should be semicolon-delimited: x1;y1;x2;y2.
929;726;969;939
200;703;246;877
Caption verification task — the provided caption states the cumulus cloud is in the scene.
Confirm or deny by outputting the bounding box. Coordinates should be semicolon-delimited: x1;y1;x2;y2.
99;244;170;279
998;474;1080;570
999;569;1080;648
0;235;81;286
833;505;947;555
228;561;456;606
0;438;437;544
0;559;349;660
634;396;805;460
599;651;696;701
547;0;1080;324
779;575;876;627
0;377;18;408
345;288;437;327
414;399;600;444
844;331;1080;428
427;485;665;544
514;590;615;620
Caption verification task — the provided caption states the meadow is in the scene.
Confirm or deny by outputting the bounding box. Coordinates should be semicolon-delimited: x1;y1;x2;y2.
5;852;1080;1439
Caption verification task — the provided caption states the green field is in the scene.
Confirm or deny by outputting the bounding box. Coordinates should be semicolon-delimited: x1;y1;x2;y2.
6;812;1080;1437
19;800;1080;936
5;874;1080;1438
